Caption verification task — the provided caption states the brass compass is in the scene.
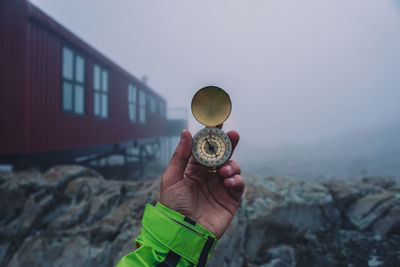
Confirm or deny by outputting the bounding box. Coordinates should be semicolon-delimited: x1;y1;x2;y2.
191;86;232;173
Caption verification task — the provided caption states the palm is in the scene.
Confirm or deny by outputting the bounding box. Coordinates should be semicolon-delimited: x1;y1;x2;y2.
160;130;243;239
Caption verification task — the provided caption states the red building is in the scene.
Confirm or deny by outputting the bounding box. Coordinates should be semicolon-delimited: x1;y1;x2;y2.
0;0;177;171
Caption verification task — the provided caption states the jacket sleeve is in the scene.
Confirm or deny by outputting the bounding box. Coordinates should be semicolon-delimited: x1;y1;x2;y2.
116;202;218;267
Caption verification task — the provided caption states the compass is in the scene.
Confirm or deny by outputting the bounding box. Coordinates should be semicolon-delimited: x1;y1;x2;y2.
191;86;232;172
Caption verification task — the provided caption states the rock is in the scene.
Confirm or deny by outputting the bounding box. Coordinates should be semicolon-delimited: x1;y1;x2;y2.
388;185;400;193
43;165;102;190
352;181;383;196
208;201;247;267
371;204;400;235
362;176;396;189
0;165;159;267
221;174;400;267
259;245;295;267
346;192;397;231
323;180;361;212
260;258;291;267
368;255;384;267
0;170;14;184
242;174;341;262
1;167;400;267
8;234;95;267
0;170;43;224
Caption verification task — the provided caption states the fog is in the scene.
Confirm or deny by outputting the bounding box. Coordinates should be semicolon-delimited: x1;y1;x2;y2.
31;0;400;178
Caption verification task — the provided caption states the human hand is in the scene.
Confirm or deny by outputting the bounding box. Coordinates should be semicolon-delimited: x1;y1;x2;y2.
160;128;244;239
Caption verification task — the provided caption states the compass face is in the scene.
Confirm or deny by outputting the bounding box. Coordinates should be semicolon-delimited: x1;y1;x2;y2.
192;127;232;167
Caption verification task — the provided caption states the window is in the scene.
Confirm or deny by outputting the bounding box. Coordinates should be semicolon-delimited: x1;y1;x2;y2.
139;90;146;123
93;65;108;118
128;84;137;122
62;46;85;114
148;95;157;114
159;101;166;117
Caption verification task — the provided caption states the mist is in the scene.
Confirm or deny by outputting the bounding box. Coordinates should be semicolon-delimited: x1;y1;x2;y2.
30;0;400;178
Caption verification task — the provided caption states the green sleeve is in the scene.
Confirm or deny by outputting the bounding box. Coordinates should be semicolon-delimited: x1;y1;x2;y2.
116;202;218;267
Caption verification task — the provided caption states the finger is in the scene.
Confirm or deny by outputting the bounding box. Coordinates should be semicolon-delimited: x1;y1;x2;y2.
223;175;245;202
227;130;240;156
215;123;239;153
162;130;192;187
219;160;241;178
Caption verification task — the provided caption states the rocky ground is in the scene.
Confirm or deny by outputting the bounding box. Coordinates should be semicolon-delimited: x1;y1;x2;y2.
0;166;159;267
213;174;400;267
0;166;399;267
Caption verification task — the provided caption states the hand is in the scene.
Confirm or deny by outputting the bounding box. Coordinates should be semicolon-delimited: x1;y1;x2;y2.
160;128;244;239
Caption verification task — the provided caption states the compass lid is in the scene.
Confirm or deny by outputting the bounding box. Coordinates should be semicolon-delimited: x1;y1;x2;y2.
191;86;232;127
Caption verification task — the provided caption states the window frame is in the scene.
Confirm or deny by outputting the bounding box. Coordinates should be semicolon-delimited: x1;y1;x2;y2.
148;94;157;115
138;89;146;123
93;64;109;119
61;46;86;115
128;83;137;123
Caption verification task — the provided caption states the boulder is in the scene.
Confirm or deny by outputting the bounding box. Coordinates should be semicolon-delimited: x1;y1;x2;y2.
323;180;361;212
260;244;296;267
362;176;396;189
371;197;400;235
0;165;159;267
220;174;400;267
388;185;400;193
241;174;341;264
346;192;397;231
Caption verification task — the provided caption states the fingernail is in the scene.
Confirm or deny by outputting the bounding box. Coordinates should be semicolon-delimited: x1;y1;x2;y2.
224;165;232;173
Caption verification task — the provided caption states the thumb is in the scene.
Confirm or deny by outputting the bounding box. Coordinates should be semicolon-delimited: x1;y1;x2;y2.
162;129;192;187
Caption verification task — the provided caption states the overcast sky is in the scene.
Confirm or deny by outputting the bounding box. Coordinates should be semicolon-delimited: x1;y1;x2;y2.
30;0;400;149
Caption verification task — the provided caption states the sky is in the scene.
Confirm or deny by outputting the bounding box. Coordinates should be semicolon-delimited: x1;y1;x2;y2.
30;0;400;151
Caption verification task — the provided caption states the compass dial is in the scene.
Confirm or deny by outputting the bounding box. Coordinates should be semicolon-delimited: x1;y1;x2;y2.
192;127;232;167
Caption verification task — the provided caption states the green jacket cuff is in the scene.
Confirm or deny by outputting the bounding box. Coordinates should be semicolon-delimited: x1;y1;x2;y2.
141;202;218;266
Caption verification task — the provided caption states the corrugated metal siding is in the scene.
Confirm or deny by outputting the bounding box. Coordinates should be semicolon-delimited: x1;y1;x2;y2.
25;19;167;154
27;21;61;152
1;0;167;155
0;0;28;154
